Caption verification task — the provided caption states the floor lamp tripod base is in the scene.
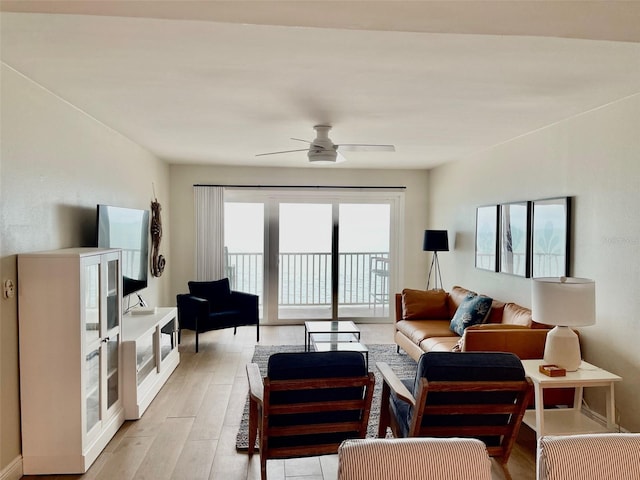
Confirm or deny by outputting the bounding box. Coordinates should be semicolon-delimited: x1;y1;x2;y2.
426;252;443;290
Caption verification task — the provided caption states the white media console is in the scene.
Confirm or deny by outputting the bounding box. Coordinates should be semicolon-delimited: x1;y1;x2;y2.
121;307;180;419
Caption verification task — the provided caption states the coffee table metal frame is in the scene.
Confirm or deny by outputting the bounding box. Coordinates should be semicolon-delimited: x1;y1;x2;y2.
304;320;368;368
304;321;361;351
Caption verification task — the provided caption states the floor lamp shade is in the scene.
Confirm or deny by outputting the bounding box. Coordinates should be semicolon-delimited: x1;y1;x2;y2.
423;230;449;290
532;277;595;371
423;230;449;252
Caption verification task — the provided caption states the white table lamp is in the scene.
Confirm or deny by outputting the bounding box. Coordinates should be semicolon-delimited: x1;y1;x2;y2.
531;277;595;371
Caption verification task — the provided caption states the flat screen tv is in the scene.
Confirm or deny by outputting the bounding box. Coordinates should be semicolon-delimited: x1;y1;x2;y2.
97;204;150;297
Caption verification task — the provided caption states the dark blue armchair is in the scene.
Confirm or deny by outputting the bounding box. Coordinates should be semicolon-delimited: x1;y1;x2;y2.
177;277;259;352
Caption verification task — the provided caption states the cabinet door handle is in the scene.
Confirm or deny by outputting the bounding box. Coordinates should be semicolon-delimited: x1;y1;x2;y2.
102;336;110;343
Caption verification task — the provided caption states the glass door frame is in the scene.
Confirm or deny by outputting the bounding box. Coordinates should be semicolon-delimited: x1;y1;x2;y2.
224;187;405;325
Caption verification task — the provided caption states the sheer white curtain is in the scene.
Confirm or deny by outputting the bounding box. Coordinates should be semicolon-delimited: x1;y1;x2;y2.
194;186;225;281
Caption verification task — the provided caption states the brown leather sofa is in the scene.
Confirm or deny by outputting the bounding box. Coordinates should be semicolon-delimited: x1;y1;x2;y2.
394;285;575;407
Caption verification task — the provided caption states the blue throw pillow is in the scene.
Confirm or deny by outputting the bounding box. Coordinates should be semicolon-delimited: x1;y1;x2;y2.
449;293;493;336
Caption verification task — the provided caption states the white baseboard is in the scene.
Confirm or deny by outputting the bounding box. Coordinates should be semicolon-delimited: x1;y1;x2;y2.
582;405;629;433
0;456;22;480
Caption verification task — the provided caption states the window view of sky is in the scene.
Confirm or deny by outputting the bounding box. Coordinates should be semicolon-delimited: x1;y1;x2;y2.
225;202;390;253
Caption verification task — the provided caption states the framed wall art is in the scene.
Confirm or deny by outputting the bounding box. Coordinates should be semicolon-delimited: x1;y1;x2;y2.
499;201;530;277
530;197;571;278
475;205;499;271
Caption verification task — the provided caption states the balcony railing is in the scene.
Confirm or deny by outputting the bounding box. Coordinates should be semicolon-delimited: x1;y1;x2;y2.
226;251;566;308
226;252;389;306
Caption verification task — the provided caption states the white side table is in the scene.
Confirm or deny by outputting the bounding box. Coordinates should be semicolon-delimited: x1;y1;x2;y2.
521;359;622;438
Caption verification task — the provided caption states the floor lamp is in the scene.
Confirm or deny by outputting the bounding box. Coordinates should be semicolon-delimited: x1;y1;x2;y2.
423;230;449;290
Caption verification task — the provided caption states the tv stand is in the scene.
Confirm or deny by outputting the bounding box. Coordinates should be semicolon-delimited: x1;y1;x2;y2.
136;292;148;307
121;307;180;419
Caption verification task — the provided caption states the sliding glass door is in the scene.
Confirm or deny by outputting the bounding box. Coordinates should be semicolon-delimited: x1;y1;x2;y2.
224;189;402;324
338;203;391;318
224;202;264;318
278;203;333;320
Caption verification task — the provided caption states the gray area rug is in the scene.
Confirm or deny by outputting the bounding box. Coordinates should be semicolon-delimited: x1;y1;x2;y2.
235;343;417;451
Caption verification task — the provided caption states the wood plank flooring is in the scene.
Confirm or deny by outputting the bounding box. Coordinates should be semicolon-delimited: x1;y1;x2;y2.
22;324;536;480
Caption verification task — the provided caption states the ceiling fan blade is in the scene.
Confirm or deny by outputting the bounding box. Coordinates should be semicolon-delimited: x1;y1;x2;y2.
336;144;396;152
292;138;331;151
255;148;310;157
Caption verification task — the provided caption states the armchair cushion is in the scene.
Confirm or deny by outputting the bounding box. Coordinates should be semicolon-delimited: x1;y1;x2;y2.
449;293;493;335
188;278;231;312
268;350;366;380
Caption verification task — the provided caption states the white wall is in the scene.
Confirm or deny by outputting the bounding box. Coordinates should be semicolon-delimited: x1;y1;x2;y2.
429;93;640;432
0;65;171;474
168;164;431;312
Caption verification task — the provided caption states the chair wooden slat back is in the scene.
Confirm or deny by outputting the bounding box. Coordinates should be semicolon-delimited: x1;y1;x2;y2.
411;377;532;463
379;351;533;473
247;351;375;480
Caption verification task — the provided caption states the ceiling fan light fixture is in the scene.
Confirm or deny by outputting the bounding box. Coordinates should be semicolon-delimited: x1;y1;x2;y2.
307;148;341;164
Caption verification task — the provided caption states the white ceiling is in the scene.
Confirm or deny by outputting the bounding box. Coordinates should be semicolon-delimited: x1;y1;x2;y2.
2;1;640;169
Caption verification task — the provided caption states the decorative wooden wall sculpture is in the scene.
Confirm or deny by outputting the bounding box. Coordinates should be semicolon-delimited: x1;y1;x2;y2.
150;198;166;277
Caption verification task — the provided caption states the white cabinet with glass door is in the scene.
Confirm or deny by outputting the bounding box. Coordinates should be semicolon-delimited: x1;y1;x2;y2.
18;248;125;474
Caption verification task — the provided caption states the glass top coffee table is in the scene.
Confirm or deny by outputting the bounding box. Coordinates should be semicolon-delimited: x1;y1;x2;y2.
304;321;361;351
304;320;368;368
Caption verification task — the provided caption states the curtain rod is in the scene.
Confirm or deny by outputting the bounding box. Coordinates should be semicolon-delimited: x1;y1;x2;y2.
193;184;406;190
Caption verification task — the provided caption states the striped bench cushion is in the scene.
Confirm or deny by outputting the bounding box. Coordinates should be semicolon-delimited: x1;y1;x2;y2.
338;437;491;480
537;434;640;480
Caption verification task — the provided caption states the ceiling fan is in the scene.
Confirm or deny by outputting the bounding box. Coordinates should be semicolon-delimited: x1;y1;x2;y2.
256;125;395;164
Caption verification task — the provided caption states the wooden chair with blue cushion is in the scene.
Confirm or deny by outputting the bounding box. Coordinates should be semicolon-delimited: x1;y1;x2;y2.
246;351;375;480
176;277;259;352
377;351;532;476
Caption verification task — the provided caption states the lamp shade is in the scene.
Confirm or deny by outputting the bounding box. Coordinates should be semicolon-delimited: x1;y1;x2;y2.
423;230;449;252
532;277;596;327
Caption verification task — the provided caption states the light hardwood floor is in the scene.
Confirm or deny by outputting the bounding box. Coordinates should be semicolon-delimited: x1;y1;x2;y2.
22;324;536;480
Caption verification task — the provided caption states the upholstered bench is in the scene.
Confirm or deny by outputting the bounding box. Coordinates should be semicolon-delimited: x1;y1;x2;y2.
537;433;640;480
338;437;492;480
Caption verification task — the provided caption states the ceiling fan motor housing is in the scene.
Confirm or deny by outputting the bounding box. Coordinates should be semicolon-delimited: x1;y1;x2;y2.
307;149;338;163
308;125;339;163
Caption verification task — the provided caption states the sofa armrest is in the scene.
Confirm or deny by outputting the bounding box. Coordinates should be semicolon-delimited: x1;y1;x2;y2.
462;327;551;360
395;293;403;323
